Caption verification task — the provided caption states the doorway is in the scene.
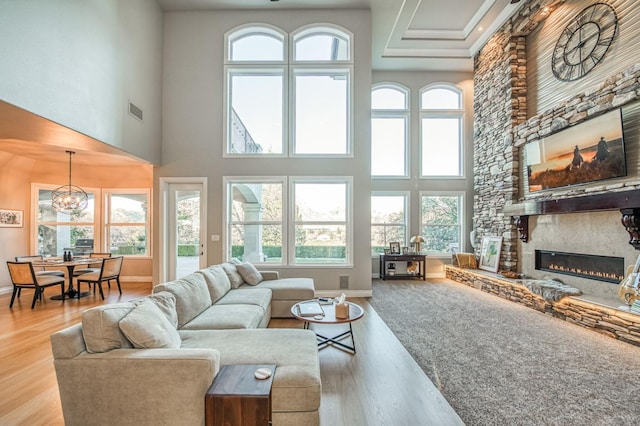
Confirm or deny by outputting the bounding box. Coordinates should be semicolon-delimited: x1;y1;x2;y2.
160;178;207;281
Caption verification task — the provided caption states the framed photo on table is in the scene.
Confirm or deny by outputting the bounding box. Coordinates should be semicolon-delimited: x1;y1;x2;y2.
389;242;401;254
0;209;23;228
479;236;502;273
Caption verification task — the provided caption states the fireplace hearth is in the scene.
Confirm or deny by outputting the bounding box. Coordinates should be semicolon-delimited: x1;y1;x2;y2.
535;250;624;284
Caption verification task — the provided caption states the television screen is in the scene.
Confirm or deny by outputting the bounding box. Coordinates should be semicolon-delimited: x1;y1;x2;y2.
524;108;626;192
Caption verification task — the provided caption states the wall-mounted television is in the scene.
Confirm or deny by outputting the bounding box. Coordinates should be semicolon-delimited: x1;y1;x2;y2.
524;108;627;192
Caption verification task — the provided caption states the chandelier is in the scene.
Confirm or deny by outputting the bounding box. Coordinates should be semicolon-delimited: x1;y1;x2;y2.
52;150;88;214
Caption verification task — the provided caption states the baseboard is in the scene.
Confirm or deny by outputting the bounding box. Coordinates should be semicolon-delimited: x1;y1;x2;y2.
120;276;152;283
315;289;372;298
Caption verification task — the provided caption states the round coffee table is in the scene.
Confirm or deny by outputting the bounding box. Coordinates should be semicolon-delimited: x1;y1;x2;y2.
291;300;364;354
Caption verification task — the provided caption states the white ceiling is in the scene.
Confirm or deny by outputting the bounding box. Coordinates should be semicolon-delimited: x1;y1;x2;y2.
157;0;523;71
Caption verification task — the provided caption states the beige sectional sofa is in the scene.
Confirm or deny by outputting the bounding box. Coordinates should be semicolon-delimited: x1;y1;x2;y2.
50;261;320;426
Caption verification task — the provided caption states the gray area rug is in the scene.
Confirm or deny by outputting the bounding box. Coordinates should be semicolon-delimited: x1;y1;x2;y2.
369;279;640;426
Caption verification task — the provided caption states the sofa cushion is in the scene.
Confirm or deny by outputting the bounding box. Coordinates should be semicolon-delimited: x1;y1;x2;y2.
119;301;182;349
236;262;264;285
82;301;137;353
153;273;212;328
216;288;272;312
240;277;315;300
196;265;231;303
221;262;244;289
179;328;321;413
147;291;179;328
180;305;265;330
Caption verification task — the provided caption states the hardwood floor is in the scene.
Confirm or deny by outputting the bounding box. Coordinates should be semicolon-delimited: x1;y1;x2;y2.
0;284;461;426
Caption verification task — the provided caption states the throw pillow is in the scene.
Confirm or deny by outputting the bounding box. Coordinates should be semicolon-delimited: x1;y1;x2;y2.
236;262;264;286
221;262;245;289
119;301;181;349
82;301;137;353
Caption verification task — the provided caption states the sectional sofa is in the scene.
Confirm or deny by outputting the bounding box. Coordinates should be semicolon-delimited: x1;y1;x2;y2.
50;261;320;426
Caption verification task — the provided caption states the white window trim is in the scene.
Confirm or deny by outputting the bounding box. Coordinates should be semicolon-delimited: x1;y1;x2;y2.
419;190;465;255
31;183;101;256
225;24;354;158
419;83;465;179
223;176;287;264
224;67;288;158
290;66;353;158
103;189;152;258
371;83;410;178
371;191;410;251
289;176;353;267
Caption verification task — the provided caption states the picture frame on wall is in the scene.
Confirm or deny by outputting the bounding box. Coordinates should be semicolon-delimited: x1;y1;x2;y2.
389;242;401;254
479;236;503;273
0;209;23;228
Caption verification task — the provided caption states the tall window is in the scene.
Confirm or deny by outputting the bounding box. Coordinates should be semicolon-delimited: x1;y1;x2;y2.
225;24;352;156
420;85;463;177
104;190;150;256
225;177;352;266
420;192;463;253
226;179;284;264
33;185;98;256
371;193;408;254
371;84;409;177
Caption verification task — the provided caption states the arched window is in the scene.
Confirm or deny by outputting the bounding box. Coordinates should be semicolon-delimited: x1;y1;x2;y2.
227;26;285;61
225;24;352;156
420;84;463;177
371;83;409;177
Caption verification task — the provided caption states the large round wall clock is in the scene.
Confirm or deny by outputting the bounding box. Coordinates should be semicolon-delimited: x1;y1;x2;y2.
551;2;618;82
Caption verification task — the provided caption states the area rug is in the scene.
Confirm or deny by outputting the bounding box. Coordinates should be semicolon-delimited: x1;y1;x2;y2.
369;279;640;425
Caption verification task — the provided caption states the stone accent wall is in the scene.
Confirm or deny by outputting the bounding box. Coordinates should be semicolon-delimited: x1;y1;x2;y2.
445;265;640;347
473;0;640;273
472;0;554;271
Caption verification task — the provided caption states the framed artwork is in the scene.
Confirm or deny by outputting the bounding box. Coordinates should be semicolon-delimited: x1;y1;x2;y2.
524;108;626;192
389;242;401;254
479;236;502;273
0;209;23;228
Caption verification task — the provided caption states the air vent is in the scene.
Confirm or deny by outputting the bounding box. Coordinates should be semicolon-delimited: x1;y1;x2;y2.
128;101;143;122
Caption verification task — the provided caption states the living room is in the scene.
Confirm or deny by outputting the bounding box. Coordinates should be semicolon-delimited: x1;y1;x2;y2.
2;0;640;424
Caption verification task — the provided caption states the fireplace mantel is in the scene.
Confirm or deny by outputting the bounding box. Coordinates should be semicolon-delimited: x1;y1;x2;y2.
504;191;640;249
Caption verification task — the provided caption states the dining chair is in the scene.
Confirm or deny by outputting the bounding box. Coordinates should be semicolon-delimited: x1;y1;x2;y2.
76;256;124;300
15;255;65;277
7;261;66;308
73;252;112;277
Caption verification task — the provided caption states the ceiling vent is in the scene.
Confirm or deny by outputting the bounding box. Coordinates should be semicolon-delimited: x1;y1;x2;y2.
128;101;143;122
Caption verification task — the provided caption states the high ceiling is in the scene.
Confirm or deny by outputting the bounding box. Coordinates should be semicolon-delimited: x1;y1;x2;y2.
157;0;523;71
2;0;523;166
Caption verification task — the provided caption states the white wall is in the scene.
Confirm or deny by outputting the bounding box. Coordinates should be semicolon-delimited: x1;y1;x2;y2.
0;0;163;164
159;9;373;294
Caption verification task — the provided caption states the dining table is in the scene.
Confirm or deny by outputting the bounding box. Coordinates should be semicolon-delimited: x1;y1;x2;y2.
32;257;99;299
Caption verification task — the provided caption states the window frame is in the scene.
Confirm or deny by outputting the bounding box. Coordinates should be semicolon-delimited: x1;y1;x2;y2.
31;183;101;257
224;24;353;158
223;176;287;265
371;83;410;178
419;84;464;178
419;191;464;255
103;189;151;257
289;176;353;266
371;191;410;254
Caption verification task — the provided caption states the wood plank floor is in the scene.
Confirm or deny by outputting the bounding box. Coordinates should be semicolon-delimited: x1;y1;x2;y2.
0;283;462;425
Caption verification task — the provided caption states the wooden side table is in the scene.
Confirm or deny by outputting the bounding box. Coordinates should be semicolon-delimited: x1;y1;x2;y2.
205;364;276;426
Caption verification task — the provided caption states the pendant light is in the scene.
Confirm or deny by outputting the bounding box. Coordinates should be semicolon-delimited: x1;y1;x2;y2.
51;150;88;214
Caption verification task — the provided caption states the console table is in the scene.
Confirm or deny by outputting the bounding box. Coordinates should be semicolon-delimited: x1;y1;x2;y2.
205;364;275;426
380;254;426;280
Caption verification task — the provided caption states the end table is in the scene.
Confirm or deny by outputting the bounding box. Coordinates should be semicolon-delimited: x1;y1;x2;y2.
205;364;276;426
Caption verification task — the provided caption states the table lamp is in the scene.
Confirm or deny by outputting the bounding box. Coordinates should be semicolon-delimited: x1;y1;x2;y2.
410;235;425;253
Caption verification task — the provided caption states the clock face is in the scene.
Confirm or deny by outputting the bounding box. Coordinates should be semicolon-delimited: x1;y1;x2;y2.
552;3;618;82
